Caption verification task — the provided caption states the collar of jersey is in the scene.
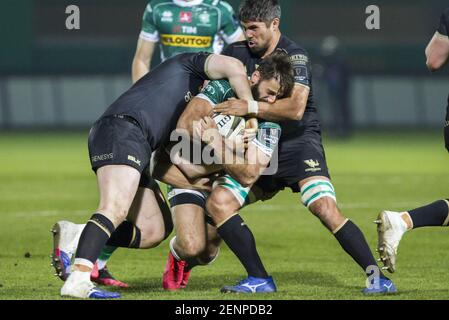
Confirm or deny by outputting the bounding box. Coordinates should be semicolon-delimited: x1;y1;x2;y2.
173;0;204;7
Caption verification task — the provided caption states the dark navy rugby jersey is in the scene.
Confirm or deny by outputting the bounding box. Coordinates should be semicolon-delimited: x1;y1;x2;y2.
101;52;210;150
438;7;449;36
223;35;320;138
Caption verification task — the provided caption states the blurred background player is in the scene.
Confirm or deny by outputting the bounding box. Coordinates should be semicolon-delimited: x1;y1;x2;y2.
376;6;449;274
132;0;245;83
317;36;352;138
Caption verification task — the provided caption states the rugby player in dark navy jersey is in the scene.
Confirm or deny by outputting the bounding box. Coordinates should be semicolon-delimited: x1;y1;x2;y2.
58;52;257;299
376;7;449;278
203;0;397;294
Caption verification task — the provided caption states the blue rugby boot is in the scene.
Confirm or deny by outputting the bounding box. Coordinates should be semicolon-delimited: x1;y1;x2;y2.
363;277;397;295
221;276;277;294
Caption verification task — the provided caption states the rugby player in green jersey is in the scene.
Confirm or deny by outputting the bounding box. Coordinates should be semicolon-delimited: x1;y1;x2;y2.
156;51;294;291
132;0;245;83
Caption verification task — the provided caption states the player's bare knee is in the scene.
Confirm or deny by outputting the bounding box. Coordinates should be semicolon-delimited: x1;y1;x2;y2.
206;189;239;223
178;236;206;258
309;197;339;221
138;223;167;249
97;203;129;226
206;194;229;221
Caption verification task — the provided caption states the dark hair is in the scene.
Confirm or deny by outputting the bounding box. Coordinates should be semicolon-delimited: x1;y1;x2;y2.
239;0;281;26
257;50;294;99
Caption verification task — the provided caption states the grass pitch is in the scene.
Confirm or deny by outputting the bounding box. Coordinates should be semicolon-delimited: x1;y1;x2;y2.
0;130;448;300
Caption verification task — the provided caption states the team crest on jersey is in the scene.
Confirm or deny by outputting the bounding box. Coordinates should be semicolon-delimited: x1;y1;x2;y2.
179;11;193;23
198;11;211;25
205;85;216;95
161;11;173;23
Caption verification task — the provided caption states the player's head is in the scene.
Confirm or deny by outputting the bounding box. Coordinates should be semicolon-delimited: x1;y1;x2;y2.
238;0;282;56
250;50;294;103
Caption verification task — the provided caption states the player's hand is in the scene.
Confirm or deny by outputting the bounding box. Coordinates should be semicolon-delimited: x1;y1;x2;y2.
190;177;213;192
243;118;258;147
195;116;220;145
214;98;250;116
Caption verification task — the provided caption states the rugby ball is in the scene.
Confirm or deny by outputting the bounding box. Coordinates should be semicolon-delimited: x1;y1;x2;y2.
212;114;245;140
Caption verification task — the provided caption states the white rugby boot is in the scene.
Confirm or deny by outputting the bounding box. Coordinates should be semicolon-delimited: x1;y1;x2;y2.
51;221;85;280
61;270;120;299
375;211;409;273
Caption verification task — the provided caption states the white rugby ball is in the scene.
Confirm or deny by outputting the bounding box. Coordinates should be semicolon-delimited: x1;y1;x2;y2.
212;114;245;140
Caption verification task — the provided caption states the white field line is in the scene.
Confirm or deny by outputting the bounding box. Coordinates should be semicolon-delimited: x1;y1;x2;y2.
12;210;89;218
250;201;427;211
9;199;427;217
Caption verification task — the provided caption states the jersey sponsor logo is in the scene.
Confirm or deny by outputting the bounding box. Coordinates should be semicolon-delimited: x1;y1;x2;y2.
290;54;308;65
293;65;309;83
173;25;198;34
179;11;193;23
91;153;114;163
161;10;173;23
127;155;141;166
161;34;212;48
304;159;322;173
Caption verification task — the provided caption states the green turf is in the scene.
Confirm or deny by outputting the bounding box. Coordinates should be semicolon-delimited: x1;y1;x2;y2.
0;131;448;300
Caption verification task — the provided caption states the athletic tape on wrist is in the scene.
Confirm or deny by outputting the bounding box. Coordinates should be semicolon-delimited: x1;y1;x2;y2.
248;100;259;115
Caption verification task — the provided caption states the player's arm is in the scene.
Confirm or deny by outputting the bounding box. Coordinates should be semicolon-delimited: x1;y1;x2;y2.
174;90;220;177
132;2;159;83
256;84;309;121
214;51;311;121
132;39;157;83
205;54;254;102
218;1;245;44
150;148;214;191
214;84;309;121
177;97;214;137
425;32;449;72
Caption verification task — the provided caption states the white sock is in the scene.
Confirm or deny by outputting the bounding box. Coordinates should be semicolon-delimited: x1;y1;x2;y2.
169;237;182;261
70;270;91;283
399;212;411;232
